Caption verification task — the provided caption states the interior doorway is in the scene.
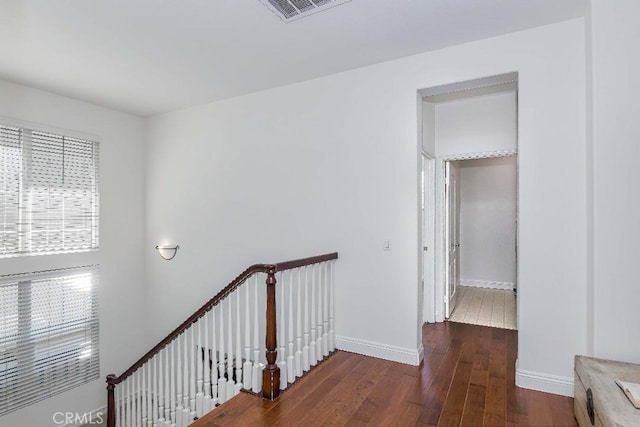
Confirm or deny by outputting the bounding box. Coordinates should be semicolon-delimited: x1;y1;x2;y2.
444;156;518;330
419;72;519;331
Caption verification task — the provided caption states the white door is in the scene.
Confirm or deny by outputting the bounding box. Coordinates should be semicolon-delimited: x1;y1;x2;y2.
445;161;461;318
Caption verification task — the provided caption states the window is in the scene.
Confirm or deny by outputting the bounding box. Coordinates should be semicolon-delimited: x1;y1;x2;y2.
0;266;99;415
0;124;99;257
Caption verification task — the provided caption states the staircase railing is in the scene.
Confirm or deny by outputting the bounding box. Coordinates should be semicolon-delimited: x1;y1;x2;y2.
106;252;338;427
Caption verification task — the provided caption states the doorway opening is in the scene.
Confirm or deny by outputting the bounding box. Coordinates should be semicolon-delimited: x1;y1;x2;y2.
419;72;519;331
444;156;517;330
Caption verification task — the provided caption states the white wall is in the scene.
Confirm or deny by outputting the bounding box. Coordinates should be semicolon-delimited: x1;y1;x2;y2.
435;91;517;156
0;80;146;426
589;0;640;363
459;157;517;286
145;18;587;393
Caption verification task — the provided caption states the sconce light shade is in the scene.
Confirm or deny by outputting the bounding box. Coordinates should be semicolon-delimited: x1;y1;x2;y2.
156;245;179;260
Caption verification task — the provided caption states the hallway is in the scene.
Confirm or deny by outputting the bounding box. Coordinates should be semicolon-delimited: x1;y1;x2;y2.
194;322;575;426
449;286;517;330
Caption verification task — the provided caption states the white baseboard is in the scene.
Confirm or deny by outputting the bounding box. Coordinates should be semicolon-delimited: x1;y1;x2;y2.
335;335;423;366
515;366;573;397
460;279;515;291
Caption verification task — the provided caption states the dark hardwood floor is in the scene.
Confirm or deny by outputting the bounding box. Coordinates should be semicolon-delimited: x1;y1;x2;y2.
194;322;577;426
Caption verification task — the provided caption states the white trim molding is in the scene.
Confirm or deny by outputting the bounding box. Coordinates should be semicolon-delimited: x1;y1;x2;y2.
438;149;517;162
335;335;423;366
515;363;573;397
460;279;515;290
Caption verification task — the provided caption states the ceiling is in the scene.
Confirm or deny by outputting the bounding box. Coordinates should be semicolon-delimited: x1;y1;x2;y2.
0;0;585;116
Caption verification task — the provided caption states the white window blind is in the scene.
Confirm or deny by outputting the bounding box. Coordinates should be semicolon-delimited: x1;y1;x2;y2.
0;124;99;256
0;266;99;416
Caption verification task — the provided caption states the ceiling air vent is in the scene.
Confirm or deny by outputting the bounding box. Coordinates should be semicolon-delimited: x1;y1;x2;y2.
259;0;351;22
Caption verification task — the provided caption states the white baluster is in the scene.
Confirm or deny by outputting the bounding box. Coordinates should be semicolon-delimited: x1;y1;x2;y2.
322;262;330;358
127;374;136;427
140;366;147;427
114;381;119;427
235;289;243;394
153;354;159;426
175;334;183;427
134;372;138;427
158;358;164;426
196;319;204;417
218;301;227;404
170;341;176;426
141;370;147;427
128;376;133;427
147;361;153;427
114;381;120;427
122;379;126;427
130;375;135;427
302;266;310;372
121;380;129;426
131;374;137;427
278;271;287;390
136;374;141;427
316;263;324;363
140;370;147;427
252;275;262;394
127;373;136;426
122;379;131;426
243;280;253;390
329;261;335;352
122;378;126;427
121;378;125;427
182;331;189;425
164;348;171;424
203;311;212;413
153;350;164;426
121;377;125;427
133;369;142;427
226;296;235;398
125;378;128;427
143;370;149;427
161;351;168;424
295;267;303;377
189;326;196;420
309;264;317;367
287;269;295;383
211;307;219;407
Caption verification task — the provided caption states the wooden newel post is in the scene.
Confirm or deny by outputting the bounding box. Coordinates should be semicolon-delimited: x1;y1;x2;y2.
106;374;116;427
263;267;280;400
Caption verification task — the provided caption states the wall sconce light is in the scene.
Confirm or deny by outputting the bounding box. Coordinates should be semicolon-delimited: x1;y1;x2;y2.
156;245;179;260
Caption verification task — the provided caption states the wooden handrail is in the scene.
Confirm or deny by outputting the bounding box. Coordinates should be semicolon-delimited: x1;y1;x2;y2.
274;252;338;272
107;252;338;386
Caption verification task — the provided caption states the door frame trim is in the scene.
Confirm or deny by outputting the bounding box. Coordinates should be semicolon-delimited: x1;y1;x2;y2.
421;152;436;323
434;149;517;322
